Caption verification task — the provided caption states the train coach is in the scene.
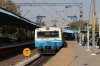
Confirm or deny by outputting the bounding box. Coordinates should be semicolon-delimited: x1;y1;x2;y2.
35;27;64;54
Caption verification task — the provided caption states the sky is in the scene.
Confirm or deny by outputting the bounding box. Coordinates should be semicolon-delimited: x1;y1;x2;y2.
12;0;100;27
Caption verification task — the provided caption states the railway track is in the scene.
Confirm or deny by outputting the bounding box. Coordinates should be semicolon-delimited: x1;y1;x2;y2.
0;47;34;61
0;41;34;60
0;49;22;61
26;55;54;66
0;48;38;66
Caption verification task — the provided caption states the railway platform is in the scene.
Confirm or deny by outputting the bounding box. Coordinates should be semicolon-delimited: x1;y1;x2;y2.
44;41;100;66
0;40;34;55
44;41;74;66
0;40;34;49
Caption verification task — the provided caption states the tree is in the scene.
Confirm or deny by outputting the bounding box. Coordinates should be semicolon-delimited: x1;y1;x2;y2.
8;26;17;34
67;20;99;31
89;24;99;31
0;0;20;15
36;22;46;26
0;0;6;7
18;28;25;36
67;20;88;30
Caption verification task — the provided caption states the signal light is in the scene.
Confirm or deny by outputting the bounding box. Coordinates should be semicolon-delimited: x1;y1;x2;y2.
80;15;82;17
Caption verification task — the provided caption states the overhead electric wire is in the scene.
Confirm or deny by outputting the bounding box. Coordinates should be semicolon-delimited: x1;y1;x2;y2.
43;0;67;22
23;9;31;17
55;10;66;21
43;0;57;25
28;11;35;19
72;0;80;10
73;0;92;23
32;0;55;20
43;0;55;12
72;0;83;21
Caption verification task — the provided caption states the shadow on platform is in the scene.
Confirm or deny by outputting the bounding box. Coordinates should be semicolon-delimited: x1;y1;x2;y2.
62;40;68;48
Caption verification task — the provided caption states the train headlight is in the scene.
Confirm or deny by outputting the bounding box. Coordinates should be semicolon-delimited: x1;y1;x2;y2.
46;27;50;30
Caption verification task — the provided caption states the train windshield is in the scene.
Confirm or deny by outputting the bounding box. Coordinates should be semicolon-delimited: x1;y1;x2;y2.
37;31;59;38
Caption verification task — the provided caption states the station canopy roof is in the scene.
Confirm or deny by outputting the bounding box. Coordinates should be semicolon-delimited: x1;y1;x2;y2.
62;29;79;34
62;29;99;34
80;30;99;33
0;7;40;30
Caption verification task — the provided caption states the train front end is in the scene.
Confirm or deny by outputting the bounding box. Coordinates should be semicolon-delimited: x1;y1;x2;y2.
35;27;63;54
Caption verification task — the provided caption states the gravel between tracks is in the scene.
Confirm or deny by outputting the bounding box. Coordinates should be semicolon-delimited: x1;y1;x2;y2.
0;48;38;66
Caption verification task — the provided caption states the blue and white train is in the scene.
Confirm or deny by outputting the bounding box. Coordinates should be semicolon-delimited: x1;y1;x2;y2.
35;27;64;54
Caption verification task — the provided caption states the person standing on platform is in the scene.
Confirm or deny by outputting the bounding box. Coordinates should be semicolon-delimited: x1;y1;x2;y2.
74;32;78;42
97;38;100;49
2;27;6;37
81;33;84;44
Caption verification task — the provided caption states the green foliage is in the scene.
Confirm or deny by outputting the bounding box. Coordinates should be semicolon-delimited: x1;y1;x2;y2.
67;20;99;31
0;0;20;15
0;0;5;7
90;24;99;31
36;22;46;26
67;20;87;30
8;26;17;34
18;28;25;36
5;0;17;14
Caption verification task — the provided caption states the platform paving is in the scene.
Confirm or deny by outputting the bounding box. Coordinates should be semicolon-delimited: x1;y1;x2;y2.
69;41;100;66
44;41;100;66
44;41;74;66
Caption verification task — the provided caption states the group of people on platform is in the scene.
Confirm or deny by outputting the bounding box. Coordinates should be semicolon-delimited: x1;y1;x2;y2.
63;32;100;49
74;33;100;49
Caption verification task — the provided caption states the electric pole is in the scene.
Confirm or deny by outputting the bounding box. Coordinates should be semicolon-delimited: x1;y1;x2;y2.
99;14;100;38
91;0;96;55
79;3;83;45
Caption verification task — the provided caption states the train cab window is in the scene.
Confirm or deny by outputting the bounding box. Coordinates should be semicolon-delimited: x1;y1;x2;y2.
45;32;50;35
37;31;59;38
51;32;58;37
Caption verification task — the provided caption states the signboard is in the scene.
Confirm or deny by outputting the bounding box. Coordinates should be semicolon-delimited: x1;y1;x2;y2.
23;48;31;57
92;16;95;30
